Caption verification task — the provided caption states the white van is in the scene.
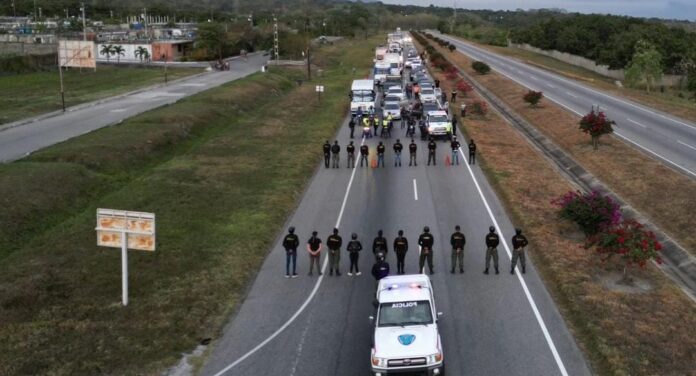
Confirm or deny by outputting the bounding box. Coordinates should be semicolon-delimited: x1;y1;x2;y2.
350;79;376;114
370;274;445;376
374;62;392;84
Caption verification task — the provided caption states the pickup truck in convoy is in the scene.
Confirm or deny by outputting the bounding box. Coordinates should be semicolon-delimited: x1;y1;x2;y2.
350;79;376;114
426;110;452;139
370;274;445;376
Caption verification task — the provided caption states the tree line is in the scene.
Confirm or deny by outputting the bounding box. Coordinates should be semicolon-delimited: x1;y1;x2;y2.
509;13;696;74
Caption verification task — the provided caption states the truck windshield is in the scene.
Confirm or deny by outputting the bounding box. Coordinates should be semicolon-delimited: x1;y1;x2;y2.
378;301;433;327
352;90;374;103
374;67;390;75
429;116;449;123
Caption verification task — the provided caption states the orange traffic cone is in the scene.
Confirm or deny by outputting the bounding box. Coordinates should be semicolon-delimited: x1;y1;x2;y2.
371;158;378;169
445;155;451;167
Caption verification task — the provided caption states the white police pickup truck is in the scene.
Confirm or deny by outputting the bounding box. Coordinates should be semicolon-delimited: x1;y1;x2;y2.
370;274;445;376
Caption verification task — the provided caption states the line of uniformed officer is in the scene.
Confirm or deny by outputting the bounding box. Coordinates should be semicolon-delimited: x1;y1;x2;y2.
281;226;529;278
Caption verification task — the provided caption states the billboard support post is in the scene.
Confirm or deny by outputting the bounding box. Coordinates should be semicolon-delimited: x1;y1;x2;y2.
121;231;128;306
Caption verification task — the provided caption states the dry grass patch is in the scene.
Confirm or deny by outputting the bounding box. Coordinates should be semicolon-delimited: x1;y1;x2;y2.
415;38;696;375
441;44;696;255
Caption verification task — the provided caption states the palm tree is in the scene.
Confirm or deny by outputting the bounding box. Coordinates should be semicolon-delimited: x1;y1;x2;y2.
100;44;115;62
134;46;150;63
112;45;125;63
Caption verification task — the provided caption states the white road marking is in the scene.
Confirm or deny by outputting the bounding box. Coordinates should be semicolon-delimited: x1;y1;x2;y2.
614;132;696;178
677;140;696;152
413;179;418;200
457;146;569;376
110;109;128;113
211;132;365;376
530;75;538;80
565;91;578;98
626;118;647;128
547;83;556;89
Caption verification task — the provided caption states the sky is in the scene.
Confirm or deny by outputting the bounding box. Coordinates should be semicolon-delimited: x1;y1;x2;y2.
377;0;696;21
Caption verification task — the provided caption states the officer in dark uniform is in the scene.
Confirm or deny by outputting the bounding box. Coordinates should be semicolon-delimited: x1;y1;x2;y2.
409;139;418;166
360;144;369;167
372;254;390;282
468;139;477;165
484;226;500;275
451;116;458;137
450;137;461;165
346;141;355;168
418;226;435;274
307;231;323;276
323;140;331;168
282;226;300;278
373;230;388;261
393;230;409;274
427;138;437;166
511;228;529;274
327;228;343;276
377;142;386;168
348;116;356;139
450;225;466;274
393;139;403;167
331;141;341;169
347;233;363;276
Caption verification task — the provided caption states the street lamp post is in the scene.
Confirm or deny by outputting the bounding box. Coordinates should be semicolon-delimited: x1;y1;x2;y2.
80;2;86;41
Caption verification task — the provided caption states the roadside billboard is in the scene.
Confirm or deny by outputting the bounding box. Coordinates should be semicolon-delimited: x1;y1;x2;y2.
58;40;96;68
96;209;156;251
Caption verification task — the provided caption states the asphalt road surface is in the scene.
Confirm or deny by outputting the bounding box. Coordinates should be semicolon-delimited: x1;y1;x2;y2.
432;31;696;179
200;85;591;375
0;53;268;163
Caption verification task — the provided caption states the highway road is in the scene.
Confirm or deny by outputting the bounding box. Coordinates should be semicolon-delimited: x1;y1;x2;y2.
432;31;696;179
0;53;268;163
200;76;591;375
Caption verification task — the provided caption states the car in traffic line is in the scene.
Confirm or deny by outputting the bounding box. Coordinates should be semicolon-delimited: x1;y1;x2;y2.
426;110;452;139
370;274;445;376
383;102;402;120
386;86;406;101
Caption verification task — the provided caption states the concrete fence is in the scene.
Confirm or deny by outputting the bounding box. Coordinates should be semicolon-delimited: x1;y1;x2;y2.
509;42;684;87
0;42;57;56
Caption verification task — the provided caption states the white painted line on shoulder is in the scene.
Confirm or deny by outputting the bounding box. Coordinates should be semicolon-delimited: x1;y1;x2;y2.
457;147;569;376
413;179;419;201
614;132;696;178
677;140;696;152
211;130;365;376
565;91;578;98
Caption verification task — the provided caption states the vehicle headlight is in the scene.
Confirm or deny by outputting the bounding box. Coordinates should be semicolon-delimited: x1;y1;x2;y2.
371;355;388;368
427;351;443;365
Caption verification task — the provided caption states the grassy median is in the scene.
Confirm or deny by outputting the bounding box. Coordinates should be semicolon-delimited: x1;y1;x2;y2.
0;37;378;375
415;37;696;375
0;65;202;124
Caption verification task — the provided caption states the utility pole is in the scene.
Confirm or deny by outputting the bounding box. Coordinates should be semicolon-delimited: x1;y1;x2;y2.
451;0;457;34
306;45;311;81
11;1;15;17
273;15;279;61
33;0;37;20
143;8;149;42
80;2;86;41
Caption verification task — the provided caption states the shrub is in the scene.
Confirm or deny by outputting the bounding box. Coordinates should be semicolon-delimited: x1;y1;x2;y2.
472;61;491;74
468;100;488;116
523;90;544;107
552;190;622;235
448;44;456;52
586;220;662;283
456;80;473;95
579;109;615;150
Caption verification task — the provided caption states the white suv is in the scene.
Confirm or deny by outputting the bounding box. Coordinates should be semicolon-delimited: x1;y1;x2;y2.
370;274;445;376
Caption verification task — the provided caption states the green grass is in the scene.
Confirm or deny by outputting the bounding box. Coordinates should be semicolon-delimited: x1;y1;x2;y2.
0;36;379;375
0;65;202;124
